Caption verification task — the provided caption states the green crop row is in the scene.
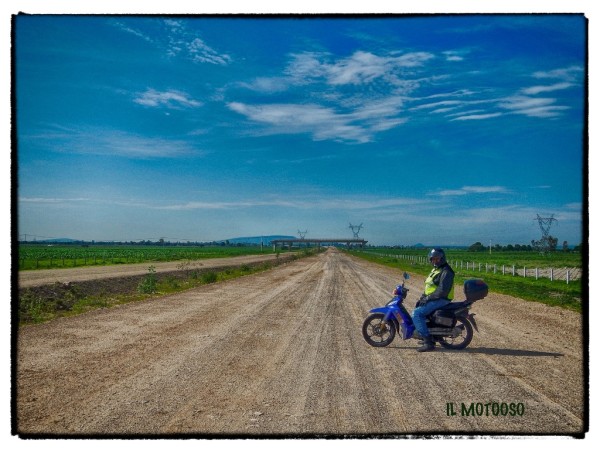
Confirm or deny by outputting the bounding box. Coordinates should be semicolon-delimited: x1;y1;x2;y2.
17;244;287;270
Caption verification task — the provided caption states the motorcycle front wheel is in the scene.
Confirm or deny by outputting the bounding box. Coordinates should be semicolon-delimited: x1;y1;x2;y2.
362;313;396;347
437;316;473;350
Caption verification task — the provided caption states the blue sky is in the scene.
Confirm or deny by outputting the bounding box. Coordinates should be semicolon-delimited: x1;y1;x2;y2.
14;14;586;246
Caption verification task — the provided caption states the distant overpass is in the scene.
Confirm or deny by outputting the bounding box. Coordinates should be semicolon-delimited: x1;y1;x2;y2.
271;238;367;250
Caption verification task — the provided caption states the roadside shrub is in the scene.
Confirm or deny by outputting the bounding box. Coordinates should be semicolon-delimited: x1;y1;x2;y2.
19;292;50;323
201;271;218;284
138;266;158;294
164;275;180;289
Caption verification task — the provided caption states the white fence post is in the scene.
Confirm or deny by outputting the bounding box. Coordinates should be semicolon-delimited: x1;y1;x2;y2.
355;252;578;284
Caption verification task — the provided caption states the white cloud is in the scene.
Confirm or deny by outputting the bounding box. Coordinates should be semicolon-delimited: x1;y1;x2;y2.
227;98;406;143
451;112;503;121
164;19;232;65
133;89;202;108
348;96;404;121
285;50;434;87
112;19;231;66
239;77;290;93
499;95;569;118
20;197;90;204
156;195;431;212
187;38;232;65
515;106;570;118
431;107;459;114
564;202;582;210
112;21;154;43
325;51;392;85
93;132;200;158
532;65;583;82
521;82;573;95
422;89;477;100
443;50;466;62
411;100;465;110
411;97;497;119
228;102;371;143
436;186;510;196
232;48;579;145
28;126;202;159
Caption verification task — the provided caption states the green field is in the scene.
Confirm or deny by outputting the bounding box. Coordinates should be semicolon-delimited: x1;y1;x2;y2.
358;247;584;268
348;248;585;313
17;244;286;270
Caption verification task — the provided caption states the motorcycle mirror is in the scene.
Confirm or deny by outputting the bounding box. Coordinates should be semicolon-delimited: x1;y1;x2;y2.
403;272;410;279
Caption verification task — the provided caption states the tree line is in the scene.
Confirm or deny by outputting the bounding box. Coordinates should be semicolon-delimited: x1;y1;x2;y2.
468;239;582;253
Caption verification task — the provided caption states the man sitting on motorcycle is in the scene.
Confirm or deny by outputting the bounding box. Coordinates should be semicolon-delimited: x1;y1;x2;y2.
412;248;455;352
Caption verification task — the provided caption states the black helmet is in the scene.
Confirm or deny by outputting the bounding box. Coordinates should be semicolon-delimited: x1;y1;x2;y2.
428;248;446;266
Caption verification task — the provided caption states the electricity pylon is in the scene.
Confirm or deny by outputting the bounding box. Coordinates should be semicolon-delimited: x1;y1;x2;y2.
349;223;363;239
536;214;557;239
532;214;558;253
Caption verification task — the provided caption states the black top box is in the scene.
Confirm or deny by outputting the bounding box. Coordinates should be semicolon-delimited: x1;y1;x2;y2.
464;279;488;301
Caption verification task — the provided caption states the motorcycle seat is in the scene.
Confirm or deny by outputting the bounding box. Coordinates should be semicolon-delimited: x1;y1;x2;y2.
440;301;472;311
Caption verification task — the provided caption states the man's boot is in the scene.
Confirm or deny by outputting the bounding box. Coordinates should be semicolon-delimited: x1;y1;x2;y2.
417;335;435;352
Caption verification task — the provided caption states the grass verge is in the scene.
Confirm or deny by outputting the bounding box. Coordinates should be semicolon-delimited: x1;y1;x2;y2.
18;249;321;326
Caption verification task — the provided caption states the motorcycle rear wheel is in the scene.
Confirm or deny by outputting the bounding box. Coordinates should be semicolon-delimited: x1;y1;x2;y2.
437;316;473;350
362;313;396;347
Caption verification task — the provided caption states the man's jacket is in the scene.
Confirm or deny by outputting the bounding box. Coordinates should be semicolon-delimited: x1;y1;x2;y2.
423;263;455;302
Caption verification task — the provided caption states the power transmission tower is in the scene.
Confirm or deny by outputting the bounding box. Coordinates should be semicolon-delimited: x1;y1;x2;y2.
349;223;363;239
536;214;557;239
532;214;558;253
298;230;308;239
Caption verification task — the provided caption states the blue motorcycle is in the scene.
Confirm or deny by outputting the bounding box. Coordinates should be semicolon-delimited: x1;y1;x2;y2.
362;272;488;349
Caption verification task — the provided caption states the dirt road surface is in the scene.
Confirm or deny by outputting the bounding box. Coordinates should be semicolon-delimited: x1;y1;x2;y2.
15;249;585;436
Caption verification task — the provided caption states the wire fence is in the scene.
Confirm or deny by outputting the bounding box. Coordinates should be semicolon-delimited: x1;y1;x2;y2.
364;253;583;283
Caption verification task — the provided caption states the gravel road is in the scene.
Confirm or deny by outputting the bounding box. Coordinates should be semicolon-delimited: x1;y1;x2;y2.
15;248;585;436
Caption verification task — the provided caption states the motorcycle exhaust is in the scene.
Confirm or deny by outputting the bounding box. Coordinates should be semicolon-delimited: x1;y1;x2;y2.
429;326;463;338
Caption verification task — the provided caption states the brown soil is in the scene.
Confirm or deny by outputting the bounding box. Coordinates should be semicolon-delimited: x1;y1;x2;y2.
15;248;586;437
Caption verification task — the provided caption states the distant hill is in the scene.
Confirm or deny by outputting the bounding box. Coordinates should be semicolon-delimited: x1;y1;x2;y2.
22;235;298;246
34;238;80;244
222;235;296;245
